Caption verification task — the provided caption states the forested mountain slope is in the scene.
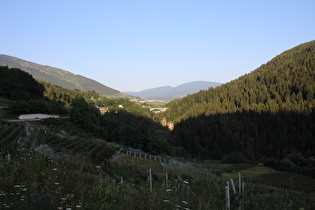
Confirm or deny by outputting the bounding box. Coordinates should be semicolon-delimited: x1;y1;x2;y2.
164;40;315;122
0;55;123;97
164;41;315;167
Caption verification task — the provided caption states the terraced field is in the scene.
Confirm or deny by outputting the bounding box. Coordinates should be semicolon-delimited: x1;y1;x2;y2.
0;121;24;154
251;172;315;192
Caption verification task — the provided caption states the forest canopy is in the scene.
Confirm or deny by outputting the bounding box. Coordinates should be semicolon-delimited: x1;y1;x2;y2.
0;66;45;100
163;40;315;122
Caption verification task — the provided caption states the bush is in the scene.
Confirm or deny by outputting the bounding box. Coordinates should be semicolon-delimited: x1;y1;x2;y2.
222;151;248;163
9;100;49;115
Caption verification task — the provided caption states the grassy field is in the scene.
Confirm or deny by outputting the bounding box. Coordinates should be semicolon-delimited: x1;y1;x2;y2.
221;165;276;180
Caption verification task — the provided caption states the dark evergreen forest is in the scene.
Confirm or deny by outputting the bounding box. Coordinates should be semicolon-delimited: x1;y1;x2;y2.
0;66;44;100
162;41;315;175
164;41;315;122
169;111;315;162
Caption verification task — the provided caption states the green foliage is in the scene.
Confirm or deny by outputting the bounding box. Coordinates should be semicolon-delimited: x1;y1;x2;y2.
47;101;68;115
9;100;49;115
69;96;101;130
267;152;315;177
97;97;152;118
39;81;102;106
222;151;248;164
100;110;174;155
0;66;45;100
170;111;315;162
9;99;67;115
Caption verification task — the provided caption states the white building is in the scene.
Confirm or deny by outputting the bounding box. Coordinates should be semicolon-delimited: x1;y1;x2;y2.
18;113;60;120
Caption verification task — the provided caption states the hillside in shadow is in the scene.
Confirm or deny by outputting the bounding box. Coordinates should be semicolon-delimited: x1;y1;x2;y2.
169;109;315;175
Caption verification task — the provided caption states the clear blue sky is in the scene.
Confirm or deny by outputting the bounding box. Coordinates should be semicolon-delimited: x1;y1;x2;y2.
1;0;314;92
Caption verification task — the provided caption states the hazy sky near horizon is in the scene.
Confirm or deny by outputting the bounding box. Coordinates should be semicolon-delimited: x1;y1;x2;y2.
1;0;315;92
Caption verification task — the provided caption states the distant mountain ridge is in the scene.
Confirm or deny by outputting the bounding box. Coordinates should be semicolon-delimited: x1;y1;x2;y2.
124;81;222;101
0;54;123;97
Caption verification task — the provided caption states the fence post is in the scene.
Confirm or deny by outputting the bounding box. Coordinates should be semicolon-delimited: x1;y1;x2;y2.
166;172;168;189
227;181;230;210
242;181;245;196
225;181;230;210
149;168;152;192
230;179;236;194
238;172;241;194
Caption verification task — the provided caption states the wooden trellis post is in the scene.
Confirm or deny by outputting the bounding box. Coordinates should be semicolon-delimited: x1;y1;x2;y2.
230;179;236;194
149;168;152;192
225;181;230;210
165;172;168;189
238;172;241;194
242;181;245;195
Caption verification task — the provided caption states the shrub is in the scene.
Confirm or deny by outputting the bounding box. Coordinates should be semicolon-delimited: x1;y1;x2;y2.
222;151;248;163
